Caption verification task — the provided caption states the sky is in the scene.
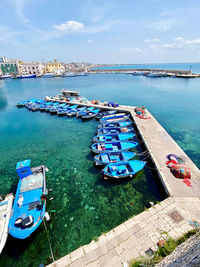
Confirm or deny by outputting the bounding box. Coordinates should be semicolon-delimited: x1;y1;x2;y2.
1;0;200;64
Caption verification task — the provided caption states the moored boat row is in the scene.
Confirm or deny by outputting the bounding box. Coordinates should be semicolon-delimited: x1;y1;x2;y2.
91;112;146;180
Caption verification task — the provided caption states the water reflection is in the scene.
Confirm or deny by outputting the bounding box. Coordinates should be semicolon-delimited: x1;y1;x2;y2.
0;83;8;111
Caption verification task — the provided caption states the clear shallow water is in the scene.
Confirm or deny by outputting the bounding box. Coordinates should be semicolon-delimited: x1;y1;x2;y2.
0;76;164;267
1;67;200;266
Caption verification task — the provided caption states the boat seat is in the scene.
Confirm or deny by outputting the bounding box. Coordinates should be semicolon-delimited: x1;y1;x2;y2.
117;165;127;174
109;155;118;162
105;144;113;150
21;215;34;228
101;154;109;163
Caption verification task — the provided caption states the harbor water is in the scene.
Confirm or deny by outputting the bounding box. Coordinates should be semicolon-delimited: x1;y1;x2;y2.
0;67;200;266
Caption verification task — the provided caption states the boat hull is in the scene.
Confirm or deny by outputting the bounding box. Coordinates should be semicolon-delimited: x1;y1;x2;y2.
92;141;138;154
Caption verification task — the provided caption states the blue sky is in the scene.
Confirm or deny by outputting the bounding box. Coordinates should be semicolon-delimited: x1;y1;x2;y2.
1;0;200;63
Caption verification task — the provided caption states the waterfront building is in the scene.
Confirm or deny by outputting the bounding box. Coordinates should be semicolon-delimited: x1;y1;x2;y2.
44;59;65;75
0;57;19;76
19;61;45;76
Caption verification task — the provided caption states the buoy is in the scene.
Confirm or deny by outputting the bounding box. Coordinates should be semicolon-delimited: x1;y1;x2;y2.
48;189;53;192
50;210;56;213
50;197;54;201
44;212;50;221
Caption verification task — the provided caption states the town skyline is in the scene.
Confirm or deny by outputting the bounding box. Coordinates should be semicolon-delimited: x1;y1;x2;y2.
1;0;200;63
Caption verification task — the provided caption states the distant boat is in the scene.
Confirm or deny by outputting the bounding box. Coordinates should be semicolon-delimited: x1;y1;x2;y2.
93;133;135;143
9;160;48;239
92;141;138;153
102;160;146;180
63;72;76;77
42;73;55;78
0;194;14;254
17;74;37;79
98;120;133;128
1;74;14;79
97;126;134;135
94;151;136;166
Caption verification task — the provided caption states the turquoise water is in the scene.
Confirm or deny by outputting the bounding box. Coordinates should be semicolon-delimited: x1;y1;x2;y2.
0;69;200;266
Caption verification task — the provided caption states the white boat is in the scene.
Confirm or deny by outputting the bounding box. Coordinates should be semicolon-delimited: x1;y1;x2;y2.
42;73;55;78
0;194;14;254
1;74;14;79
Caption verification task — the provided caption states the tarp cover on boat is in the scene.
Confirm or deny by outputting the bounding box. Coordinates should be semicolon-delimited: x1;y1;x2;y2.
20;173;43;193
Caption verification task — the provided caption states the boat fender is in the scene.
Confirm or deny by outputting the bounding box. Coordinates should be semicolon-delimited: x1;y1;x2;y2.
44;212;50;221
15;217;23;227
130;175;133;177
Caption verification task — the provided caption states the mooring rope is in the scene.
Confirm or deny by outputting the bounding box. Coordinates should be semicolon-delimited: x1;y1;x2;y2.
43;218;55;262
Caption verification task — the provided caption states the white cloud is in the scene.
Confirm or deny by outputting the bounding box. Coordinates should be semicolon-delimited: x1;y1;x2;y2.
160;37;200;49
54;20;84;31
144;38;160;43
148;20;175;32
120;47;143;54
11;0;30;22
87;39;92;43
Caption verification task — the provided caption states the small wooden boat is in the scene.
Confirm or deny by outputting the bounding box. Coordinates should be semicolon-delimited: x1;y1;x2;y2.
94;151;136;166
98;126;134;135
96;110;117;120
100;113;129;123
92;141;138;154
100;115;130;124
82;108;100;120
40;101;53;111
98;120;133;129
0;194;14;254
77;106;94;118
56;104;70;115
102;160;146;180
9;160;48;239
66;105;79;116
93;133;135;143
67;106;86;117
46;102;60;112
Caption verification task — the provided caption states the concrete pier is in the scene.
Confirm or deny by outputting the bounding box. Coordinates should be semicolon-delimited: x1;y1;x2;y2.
46;101;200;267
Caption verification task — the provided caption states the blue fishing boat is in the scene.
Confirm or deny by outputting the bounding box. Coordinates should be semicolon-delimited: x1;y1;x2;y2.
8;160;48;239
67;106;86;117
94;151;136;166
77;106;94;118
100;113;130;124
46;102;60;112
96;110;117;120
92;141;138;154
102;160;146;180
81;108;100;120
98;126;134;135
40;101;53;111
98;120;133;128
66;105;78;116
57;105;70;115
93;133;135;143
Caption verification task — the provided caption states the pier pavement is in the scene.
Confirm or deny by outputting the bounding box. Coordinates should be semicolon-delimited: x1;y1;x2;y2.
47;102;200;267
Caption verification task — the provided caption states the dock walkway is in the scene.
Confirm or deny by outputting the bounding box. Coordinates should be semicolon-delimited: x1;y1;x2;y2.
47;102;200;267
